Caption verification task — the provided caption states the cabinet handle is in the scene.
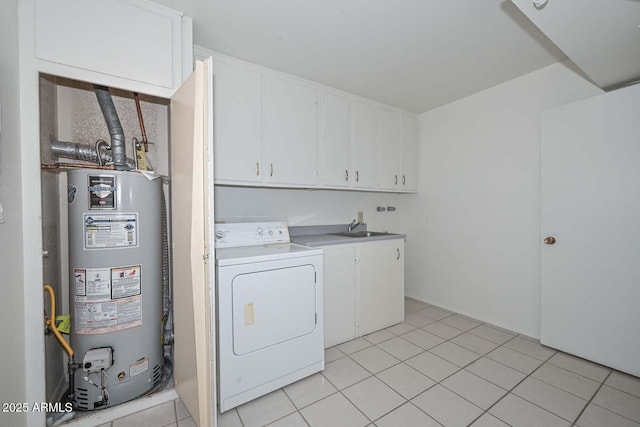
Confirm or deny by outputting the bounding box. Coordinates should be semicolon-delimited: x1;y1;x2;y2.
356;170;359;182
395;175;398;185
345;169;349;182
270;163;273;177
256;162;260;176
396;248;400;260
402;175;406;185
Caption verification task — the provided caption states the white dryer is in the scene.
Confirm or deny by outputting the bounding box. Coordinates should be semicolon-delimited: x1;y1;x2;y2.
215;222;324;412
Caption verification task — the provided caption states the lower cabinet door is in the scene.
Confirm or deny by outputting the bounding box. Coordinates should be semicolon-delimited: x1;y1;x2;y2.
321;245;357;348
358;240;404;336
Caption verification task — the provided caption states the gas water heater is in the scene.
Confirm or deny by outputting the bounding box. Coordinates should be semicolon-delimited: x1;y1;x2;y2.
67;169;163;410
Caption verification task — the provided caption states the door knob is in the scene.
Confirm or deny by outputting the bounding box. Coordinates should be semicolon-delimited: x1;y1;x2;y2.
544;236;556;245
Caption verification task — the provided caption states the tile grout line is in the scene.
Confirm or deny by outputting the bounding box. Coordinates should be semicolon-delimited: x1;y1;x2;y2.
376;301;637;426
340;303;563;425
234;299;629;427
570;370;612;427
572;368;638;426
279;385;311;427
370;313;500;424
347;321;625;427
308;363;377;426
328;311;467;425
464;338;559;426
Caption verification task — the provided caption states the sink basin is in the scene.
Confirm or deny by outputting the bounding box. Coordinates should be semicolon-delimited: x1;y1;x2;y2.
331;231;392;238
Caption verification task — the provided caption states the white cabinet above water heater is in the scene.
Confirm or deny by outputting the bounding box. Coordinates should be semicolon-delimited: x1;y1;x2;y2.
32;0;192;98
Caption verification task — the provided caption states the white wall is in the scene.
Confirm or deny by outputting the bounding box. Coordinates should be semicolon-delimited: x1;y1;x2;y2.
406;62;602;337
214;186;414;235
0;1;28;426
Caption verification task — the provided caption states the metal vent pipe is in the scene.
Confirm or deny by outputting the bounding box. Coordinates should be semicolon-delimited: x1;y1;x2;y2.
50;140;136;169
94;85;129;170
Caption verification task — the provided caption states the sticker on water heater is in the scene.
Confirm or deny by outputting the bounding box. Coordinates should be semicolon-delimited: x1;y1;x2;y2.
84;269;112;301
74;265;143;335
75;295;142;335
129;358;149;378
83;213;138;250
111;265;141;299
73;269;86;297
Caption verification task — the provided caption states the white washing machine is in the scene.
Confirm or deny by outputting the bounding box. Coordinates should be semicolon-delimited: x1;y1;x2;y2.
215;222;324;412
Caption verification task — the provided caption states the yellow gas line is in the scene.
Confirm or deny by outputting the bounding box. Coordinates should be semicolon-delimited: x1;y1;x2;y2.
43;284;74;360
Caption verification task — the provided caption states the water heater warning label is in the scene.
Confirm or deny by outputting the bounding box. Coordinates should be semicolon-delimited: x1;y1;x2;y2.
83;213;138;250
73;265;143;335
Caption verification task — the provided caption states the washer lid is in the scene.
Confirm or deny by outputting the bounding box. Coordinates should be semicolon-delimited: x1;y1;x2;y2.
216;243;323;266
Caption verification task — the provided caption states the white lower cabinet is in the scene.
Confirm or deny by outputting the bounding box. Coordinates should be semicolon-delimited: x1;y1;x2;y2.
321;239;405;348
359;240;405;336
322;245;358;348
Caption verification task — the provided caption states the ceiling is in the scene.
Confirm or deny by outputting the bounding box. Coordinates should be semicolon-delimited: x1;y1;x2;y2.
153;0;567;113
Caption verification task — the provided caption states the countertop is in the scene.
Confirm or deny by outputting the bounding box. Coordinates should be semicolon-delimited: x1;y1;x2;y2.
289;224;406;247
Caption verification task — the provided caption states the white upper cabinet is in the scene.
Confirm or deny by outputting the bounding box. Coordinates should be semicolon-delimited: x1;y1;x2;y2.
379;109;419;192
207;51;418;192
33;0;190;98
319;92;351;187
378;108;402;190
401;113;419;192
213;60;263;183
352;100;379;189
264;76;318;186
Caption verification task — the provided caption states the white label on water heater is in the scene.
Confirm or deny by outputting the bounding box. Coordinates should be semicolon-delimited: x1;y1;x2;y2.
111;266;141;298
83;213;139;250
74;265;143;335
129;358;149;378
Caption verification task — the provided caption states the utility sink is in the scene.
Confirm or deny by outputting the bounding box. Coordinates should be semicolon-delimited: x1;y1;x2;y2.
331;231;393;238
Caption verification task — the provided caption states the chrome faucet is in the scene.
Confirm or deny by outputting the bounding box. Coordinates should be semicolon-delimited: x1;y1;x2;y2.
348;220;361;232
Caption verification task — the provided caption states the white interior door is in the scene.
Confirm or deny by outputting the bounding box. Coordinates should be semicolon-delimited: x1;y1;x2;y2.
171;58;216;426
541;84;640;376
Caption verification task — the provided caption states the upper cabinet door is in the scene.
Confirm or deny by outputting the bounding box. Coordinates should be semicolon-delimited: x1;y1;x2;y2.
213;60;263;183
378;108;402;190
34;0;187;97
319;92;351;187
264;76;318;186
401;114;419;192
352;100;379;189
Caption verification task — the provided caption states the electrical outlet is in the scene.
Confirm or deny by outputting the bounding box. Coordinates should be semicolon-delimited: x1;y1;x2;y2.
357;211;364;222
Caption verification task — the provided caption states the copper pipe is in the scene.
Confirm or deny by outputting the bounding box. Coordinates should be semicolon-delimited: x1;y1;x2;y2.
134;92;149;152
41;162;116;170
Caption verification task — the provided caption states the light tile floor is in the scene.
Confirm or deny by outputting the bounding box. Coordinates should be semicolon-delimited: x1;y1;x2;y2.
103;298;640;427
